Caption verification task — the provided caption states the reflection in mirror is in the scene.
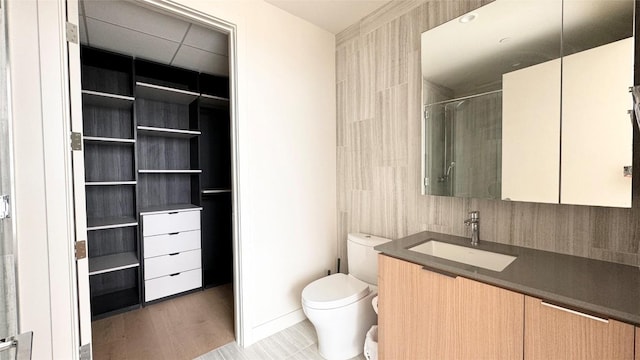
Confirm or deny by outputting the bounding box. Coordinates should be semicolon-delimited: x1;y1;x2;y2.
421;0;562;199
421;0;634;208
424;92;502;199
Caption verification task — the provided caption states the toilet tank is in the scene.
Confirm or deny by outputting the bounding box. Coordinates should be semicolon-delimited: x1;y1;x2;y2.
347;233;391;285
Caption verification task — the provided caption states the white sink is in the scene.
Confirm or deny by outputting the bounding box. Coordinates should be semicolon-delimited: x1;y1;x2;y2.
408;240;517;272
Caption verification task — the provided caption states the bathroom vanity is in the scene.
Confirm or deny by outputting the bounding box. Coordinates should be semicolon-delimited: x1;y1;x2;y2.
375;232;640;360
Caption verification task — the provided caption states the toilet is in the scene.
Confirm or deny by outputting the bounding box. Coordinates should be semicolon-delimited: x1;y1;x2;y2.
302;233;390;360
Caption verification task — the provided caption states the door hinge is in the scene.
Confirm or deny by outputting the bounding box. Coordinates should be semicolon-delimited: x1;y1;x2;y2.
0;195;9;220
79;343;91;360
71;132;82;151
424;177;430;187
75;240;87;260
66;22;78;44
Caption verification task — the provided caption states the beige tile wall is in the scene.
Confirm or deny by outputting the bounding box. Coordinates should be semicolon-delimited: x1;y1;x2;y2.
336;0;640;268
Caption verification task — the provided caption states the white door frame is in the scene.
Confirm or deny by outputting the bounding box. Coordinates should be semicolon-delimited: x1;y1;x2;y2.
66;0;91;354
69;0;247;350
8;0;81;358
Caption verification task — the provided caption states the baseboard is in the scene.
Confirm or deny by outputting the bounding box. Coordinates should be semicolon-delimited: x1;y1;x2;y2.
249;308;307;345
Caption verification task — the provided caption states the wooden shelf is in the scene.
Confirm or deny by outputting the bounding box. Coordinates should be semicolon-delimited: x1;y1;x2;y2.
85;181;137;186
202;189;231;194
87;216;138;231
139;169;202;174
90;287;140;319
139;203;203;215
200;94;230;108
89;252;139;275
82;90;134;108
84;136;135;144
137;126;200;138
136;82;199;104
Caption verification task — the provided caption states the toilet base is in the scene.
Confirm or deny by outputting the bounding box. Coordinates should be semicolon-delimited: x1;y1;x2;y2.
304;291;377;360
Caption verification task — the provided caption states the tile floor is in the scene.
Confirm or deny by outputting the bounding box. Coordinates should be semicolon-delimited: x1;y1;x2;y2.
196;320;367;360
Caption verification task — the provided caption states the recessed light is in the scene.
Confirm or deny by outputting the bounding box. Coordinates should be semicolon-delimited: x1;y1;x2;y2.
459;13;478;23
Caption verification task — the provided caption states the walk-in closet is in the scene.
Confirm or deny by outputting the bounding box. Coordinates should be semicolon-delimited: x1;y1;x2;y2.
77;1;234;357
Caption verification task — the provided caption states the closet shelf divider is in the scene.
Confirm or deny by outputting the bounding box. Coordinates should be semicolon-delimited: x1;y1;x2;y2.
82;90;134;108
89;252;140;275
137;126;201;138
136;81;199;104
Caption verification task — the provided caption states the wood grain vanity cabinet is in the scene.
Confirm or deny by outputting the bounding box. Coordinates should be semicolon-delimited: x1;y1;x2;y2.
524;296;634;359
378;254;524;360
379;254;639;360
636;327;640;360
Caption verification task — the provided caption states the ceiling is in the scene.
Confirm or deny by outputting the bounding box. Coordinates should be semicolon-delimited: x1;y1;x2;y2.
421;0;633;96
265;0;391;34
79;0;391;74
79;0;229;76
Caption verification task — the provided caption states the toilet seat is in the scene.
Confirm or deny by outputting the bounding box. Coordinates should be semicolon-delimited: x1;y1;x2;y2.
302;273;370;310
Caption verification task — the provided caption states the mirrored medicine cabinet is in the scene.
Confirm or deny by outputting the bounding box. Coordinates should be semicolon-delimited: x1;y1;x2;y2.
421;0;634;208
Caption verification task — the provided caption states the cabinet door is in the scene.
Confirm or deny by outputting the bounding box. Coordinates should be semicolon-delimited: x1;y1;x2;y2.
636;327;640;360
561;38;633;208
457;277;524;360
378;255;524;360
378;254;457;360
524;296;634;360
502;58;561;204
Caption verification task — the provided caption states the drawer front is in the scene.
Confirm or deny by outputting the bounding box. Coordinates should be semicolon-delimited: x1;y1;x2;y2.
144;230;201;258
144;249;201;280
145;268;202;302
143;210;201;237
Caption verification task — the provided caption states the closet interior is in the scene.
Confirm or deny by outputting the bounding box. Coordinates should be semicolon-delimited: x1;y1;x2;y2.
78;0;233;327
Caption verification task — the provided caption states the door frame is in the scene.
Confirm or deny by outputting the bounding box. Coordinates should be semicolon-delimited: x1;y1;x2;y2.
68;0;247;350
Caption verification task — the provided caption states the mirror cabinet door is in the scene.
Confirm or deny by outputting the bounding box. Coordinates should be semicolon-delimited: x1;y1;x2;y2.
560;0;634;207
421;0;634;208
502;59;560;203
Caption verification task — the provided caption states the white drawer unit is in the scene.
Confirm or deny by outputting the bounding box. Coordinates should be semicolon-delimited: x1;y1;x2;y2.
143;210;201;237
142;209;202;302
144;230;201;258
144;249;202;280
145;269;202;302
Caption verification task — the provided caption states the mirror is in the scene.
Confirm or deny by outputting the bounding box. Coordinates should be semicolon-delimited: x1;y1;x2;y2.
421;0;634;207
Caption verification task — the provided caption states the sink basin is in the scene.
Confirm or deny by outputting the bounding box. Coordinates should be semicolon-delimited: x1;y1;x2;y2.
408;240;517;272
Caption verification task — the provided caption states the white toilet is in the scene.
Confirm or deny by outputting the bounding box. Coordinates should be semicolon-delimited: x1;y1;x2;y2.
302;233;390;360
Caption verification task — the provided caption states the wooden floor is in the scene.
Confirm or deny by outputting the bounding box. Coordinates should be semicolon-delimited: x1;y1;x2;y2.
92;284;235;360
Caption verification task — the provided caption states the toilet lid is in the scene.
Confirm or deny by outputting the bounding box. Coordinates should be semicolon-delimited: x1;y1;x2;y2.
302;273;370;310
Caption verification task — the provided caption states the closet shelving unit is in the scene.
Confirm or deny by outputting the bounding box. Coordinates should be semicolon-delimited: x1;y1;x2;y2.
199;73;233;288
81;47;141;319
81;45;233;317
135;59;203;214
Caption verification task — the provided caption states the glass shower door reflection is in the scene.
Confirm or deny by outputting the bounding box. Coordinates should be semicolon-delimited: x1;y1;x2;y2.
424;91;502;199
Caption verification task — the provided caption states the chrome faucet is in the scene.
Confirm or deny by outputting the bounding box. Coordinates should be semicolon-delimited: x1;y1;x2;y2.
464;211;480;246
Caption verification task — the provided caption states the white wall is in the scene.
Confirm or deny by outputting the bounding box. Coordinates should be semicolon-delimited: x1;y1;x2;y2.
8;0;336;357
170;0;337;343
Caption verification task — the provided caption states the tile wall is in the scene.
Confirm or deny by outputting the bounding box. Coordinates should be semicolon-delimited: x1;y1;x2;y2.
336;0;640;268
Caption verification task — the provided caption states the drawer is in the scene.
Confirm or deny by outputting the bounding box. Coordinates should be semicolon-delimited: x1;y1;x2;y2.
144;249;201;280
144;230;201;258
145;268;202;302
143;210;200;236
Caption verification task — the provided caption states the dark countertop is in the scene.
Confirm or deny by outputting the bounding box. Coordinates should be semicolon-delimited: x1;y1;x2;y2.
375;231;640;326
